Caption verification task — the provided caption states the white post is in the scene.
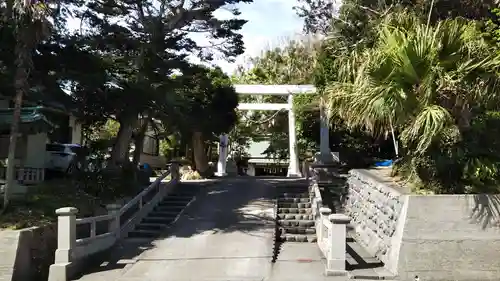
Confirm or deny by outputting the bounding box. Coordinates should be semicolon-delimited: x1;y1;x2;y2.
318;207;331;245
287;94;301;177
325;213;350;276
216;134;228;176
106;204;121;238
48;207;78;281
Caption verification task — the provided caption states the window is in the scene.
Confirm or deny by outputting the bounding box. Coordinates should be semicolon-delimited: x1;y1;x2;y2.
142;135;159;156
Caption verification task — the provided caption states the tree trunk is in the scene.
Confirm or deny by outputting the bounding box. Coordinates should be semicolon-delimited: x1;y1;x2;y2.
132;118;149;166
110;115;137;167
192;131;210;177
3;24;32;210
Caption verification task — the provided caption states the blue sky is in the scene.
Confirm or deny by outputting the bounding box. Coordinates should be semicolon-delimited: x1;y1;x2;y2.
211;0;304;74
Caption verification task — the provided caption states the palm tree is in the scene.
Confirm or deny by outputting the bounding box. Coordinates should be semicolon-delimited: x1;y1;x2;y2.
325;11;500;179
2;0;51;210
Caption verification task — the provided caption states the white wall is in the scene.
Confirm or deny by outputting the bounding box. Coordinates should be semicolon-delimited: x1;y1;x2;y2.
25;133;47;168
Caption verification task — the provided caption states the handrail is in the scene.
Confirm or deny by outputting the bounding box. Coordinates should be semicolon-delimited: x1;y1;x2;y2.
120;171;171;216
309;162;350;276
75;214;113;225
49;163;180;281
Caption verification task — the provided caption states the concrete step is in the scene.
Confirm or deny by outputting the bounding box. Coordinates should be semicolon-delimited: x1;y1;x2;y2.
135;222;170;231
280;233;317;243
170;188;200;196
276;186;309;190
155;205;185;212
277;207;312;214
149;210;180;217
277;213;313;220
163;195;194;201
277;202;311;208
346;240;382;266
278;219;315;227
142;216;176;224
158;201;189;207
278;193;310;199
280;226;316;235
278;198;311;203
128;229;163;238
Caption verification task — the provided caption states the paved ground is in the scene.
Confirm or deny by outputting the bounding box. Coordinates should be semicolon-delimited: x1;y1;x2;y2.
75;178;349;281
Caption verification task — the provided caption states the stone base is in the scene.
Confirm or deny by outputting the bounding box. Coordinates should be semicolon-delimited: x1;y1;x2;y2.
214;172;227;177
286;167;302;178
324;269;349;277
314;152;339;164
48;262;74;281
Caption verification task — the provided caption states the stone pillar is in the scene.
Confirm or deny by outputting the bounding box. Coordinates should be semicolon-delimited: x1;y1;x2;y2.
319;99;331;157
287;94;301;177
106;204;121;238
216;134;228;176
317;98;340;163
302;161;310;180
48;207;78;281
247;164;256;176
170;161;180;181
325;213;350;276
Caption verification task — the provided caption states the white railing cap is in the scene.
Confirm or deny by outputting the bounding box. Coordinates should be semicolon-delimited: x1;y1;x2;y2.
56;207;78;215
328;213;350;224
106;204;121;210
319;207;332;214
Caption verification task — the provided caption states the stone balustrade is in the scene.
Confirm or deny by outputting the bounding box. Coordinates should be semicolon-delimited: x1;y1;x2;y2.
0;166;45;184
307;160;350;276
48;163;180;281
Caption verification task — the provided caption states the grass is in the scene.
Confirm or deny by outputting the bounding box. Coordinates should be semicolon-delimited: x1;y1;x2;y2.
0;179;110;230
0;174;147;230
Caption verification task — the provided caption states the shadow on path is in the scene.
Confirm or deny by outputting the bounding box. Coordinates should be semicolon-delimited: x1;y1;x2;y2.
72;177;309;280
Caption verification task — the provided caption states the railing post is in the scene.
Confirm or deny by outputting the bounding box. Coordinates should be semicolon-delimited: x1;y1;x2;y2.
48;207;78;281
318;207;331;244
107;204;121;238
325;213;350;276
170;162;180;181
302;161;309;181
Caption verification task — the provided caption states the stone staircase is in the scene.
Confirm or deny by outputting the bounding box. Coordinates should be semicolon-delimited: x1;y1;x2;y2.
127;184;200;239
276;185;317;243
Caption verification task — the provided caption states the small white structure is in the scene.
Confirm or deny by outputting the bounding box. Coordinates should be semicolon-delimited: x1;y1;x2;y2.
216;84;332;178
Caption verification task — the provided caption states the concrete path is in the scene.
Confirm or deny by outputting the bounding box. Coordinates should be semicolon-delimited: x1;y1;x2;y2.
75;178;348;281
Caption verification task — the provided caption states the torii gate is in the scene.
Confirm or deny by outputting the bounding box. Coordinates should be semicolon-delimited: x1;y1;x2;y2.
215;84;333;177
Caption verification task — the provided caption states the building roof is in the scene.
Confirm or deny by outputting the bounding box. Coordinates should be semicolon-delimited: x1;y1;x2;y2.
0;106;57;134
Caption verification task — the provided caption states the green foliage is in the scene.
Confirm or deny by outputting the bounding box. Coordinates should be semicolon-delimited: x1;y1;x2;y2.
485;8;500;47
232;37;322;159
167;66;239;137
320;10;500;193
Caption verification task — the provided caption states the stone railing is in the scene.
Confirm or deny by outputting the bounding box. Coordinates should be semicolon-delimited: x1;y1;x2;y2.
0;166;45;184
307;161;350;276
316;207;350;276
48;163;180;281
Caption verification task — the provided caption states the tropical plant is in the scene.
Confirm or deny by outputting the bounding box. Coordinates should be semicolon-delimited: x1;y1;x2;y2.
324;12;500;192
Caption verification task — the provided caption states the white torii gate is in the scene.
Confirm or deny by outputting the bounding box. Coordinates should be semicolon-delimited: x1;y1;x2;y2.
215;84;332;177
